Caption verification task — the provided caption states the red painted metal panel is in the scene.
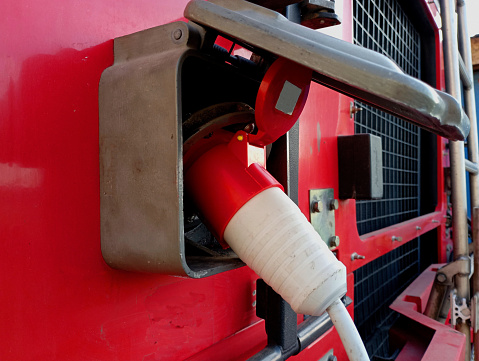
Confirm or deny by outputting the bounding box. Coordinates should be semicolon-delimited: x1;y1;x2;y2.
390;265;466;361
186;273;356;361
0;1;266;360
298;0;449;273
0;0;456;359
0;0;358;359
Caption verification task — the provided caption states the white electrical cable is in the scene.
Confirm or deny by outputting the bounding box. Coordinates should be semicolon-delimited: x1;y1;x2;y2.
327;299;369;361
224;187;369;360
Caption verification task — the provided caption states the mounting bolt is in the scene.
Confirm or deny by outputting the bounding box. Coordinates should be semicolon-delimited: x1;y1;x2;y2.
416;226;422;231
172;29;183;40
436;273;447;283
328;236;340;248
328;199;339;211
350;101;363;117
391;236;402;242
312;200;324;213
351;252;366;261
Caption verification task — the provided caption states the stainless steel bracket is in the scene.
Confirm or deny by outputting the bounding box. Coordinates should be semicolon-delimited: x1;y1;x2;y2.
451;290;471;326
185;0;470;140
309;189;337;249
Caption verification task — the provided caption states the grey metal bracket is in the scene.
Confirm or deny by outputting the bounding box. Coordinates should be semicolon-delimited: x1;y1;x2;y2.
450;290;471;326
185;0;470;140
309;189;338;249
435;256;472;285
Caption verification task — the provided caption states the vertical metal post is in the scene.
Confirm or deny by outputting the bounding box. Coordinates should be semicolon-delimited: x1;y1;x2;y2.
475;207;479;361
457;1;479;359
439;0;471;359
458;0;479;213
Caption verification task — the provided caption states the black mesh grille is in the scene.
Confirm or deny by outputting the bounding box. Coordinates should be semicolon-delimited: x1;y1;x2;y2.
354;240;420;357
352;0;423;359
353;0;421;235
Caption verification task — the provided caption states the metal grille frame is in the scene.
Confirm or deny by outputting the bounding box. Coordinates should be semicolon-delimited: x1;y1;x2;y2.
352;0;424;358
353;0;421;236
354;239;420;356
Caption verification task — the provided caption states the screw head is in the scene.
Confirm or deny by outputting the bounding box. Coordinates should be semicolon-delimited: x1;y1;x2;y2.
329;199;339;211
312;200;324;213
328;236;340;248
437;273;447;283
173;29;183;40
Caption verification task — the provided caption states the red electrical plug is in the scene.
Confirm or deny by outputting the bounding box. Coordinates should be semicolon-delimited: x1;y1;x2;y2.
184;130;282;247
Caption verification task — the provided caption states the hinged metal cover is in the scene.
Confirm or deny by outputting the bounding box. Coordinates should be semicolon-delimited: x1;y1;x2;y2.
185;0;470;140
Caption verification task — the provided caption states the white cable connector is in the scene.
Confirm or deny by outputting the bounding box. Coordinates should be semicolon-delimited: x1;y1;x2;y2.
224;187;346;316
224;187;369;360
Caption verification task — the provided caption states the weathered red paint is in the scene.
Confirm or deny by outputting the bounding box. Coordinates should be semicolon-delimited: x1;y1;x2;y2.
0;1;265;359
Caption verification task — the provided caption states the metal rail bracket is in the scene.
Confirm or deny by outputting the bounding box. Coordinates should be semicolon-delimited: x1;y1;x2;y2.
435;257;471;285
451;290;471;326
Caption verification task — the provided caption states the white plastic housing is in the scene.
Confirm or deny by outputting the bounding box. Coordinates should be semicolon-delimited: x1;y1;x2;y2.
224;187;347;316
